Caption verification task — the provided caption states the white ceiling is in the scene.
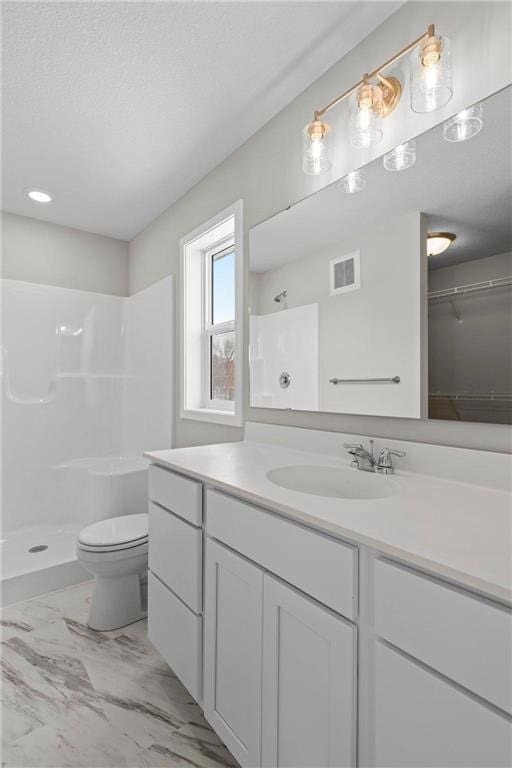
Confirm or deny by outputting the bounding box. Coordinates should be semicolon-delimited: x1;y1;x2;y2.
2;1;402;241
250;87;512;273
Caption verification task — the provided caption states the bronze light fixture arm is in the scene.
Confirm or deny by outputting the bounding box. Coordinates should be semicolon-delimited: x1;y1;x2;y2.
313;24;435;121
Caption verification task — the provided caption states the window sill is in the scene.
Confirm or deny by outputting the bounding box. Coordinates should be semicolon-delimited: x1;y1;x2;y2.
181;407;243;428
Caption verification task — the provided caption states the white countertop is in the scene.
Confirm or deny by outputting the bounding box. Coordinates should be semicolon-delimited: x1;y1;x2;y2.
145;438;512;605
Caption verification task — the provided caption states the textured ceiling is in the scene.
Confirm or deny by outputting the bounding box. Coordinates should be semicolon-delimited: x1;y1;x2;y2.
250;87;512;273
1;1;402;240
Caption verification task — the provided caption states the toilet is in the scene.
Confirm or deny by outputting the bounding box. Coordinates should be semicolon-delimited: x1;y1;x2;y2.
76;513;149;631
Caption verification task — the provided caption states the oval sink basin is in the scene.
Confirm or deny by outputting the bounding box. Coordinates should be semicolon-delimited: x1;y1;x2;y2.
266;465;398;500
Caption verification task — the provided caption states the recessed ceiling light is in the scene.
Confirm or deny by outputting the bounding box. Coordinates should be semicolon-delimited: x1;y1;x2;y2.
427;232;456;256
25;188;53;203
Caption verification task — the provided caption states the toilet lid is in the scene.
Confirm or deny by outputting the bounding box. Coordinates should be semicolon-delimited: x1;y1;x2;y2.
79;513;148;547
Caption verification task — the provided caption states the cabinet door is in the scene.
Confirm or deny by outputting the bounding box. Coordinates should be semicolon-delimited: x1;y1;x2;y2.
373;641;512;767
262;574;357;768
204;538;264;767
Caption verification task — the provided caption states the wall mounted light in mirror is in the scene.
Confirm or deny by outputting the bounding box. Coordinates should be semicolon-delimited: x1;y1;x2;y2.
250;86;512;425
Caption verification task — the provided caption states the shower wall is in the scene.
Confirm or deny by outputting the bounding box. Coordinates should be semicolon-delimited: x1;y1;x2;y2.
1;276;173;534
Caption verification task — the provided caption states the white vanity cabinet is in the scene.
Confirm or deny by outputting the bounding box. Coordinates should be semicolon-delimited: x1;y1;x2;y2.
204;489;358;768
203;537;357;768
146;462;512;768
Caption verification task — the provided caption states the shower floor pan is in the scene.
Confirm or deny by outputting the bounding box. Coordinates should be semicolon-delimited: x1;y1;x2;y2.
1;523;88;607
1;455;149;607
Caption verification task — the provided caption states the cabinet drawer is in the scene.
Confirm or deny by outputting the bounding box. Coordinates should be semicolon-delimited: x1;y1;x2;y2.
149;501;202;613
148;573;202;702
374;558;512;714
149;465;202;526
374;641;512;767
206;488;357;619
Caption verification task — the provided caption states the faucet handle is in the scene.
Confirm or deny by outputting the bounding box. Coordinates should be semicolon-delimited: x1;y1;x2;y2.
343;443;362;453
377;447;406;474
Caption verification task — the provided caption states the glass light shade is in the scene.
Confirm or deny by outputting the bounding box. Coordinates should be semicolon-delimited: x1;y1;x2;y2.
349;85;383;149
302;121;332;175
338;169;366;193
443;103;483;142
383;140;416;171
410;33;452;113
427;232;456;256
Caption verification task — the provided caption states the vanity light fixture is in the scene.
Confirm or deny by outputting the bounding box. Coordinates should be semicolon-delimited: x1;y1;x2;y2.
25;188;53;203
443;103;483;142
427;232;456;256
302;24;452;175
383;140;417;171
338;169;366;193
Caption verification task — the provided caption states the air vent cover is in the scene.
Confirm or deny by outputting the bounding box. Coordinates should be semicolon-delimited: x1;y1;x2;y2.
330;250;361;295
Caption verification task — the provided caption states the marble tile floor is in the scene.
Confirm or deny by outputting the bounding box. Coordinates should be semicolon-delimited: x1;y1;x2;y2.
1;581;238;768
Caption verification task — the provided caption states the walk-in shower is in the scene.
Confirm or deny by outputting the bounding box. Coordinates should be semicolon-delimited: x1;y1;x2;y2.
1;276;174;605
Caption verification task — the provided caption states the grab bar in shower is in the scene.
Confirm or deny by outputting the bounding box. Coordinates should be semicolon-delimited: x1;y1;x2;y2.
329;376;401;385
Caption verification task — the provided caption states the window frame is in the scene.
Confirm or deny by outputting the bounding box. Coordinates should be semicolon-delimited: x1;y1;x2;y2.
180;199;244;427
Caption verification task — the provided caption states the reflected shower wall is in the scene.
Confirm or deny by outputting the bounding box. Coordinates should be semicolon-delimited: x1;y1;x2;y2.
250;303;319;410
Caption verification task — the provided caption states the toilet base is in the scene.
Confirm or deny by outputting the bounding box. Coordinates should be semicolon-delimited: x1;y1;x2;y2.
88;571;147;631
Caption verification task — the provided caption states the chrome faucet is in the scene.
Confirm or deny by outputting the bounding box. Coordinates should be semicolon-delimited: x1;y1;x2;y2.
343;440;406;474
343;440;376;472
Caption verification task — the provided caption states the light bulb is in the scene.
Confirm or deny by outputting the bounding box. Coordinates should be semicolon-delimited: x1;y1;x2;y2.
383;140;416;171
411;32;452;113
302;120;332;175
349;82;383;149
443;103;483;142
338;169;366;194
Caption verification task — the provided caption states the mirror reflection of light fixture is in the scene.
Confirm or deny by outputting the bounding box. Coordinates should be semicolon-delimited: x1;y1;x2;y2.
427;232;456;256
410;28;452;113
383;140;417;171
443;103;483;142
302;24;452;174
338;169;366;193
302;120;332;175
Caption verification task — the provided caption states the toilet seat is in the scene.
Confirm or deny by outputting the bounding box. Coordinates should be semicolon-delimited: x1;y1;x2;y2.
78;513;148;553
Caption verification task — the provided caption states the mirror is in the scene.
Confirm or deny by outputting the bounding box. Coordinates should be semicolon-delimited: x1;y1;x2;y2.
249;86;512;424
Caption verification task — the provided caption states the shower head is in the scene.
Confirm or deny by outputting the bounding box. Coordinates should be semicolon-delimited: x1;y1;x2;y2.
274;290;288;303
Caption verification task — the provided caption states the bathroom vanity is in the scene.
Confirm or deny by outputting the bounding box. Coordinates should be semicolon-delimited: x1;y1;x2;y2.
145;424;512;768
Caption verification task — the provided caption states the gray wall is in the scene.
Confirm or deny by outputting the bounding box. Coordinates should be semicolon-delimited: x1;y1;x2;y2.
1;212;129;296
129;2;507;452
129;1;512;452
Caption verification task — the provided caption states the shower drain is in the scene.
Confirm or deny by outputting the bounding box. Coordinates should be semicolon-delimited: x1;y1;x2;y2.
28;545;48;553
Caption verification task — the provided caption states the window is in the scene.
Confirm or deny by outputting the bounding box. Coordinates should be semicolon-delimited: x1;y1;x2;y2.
181;200;243;426
204;241;236;410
